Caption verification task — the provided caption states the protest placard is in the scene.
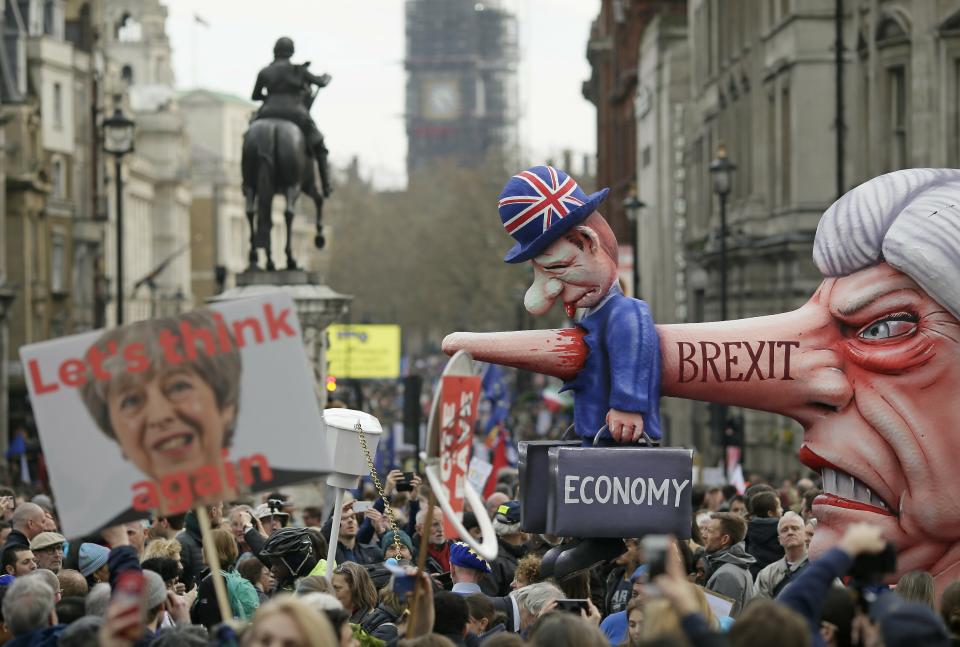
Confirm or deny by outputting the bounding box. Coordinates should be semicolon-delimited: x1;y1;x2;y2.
20;292;329;537
437;375;481;540
466;456;493;495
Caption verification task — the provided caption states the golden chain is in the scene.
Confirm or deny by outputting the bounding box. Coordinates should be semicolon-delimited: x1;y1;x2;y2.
355;421;404;560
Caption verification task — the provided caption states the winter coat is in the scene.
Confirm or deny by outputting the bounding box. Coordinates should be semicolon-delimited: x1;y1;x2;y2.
753;554;808;599
320;516;385;566
480;538;527;597
744;517;784;577
176;513;205;590
704;541;756;617
777;547;854;647
6;625;65;647
354;605;400;644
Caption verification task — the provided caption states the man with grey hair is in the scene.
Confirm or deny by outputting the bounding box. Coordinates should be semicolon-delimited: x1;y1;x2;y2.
480;501;527;597
85;583;111;618
3;502;46;552
753;511;808;599
2;574;63;642
24;569;62;604
513;581;564;632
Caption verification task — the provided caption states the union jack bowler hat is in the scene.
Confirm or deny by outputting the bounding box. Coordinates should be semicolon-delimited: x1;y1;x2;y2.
498;165;609;263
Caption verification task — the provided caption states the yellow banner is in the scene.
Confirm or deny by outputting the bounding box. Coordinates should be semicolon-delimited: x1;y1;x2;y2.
327;324;401;379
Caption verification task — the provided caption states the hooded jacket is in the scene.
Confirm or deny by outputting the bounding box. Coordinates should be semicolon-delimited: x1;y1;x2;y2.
704;541;756;617
744;517;784;578
175;512;205;590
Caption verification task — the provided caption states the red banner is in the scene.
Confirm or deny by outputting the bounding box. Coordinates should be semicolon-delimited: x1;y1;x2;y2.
438;375;482;540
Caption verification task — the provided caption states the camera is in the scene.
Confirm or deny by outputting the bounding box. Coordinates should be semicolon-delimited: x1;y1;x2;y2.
267;498;285;514
642;534;670;579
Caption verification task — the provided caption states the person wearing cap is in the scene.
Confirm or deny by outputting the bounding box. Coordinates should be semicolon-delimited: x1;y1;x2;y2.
465;165;663;447
29;532;65;573
480;501;527;597
450;541;492;596
380;529;414;562
78;543;109;586
447;166;662;576
254;502;291;535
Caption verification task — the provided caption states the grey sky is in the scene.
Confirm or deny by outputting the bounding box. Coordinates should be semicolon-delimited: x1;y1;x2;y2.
163;0;599;189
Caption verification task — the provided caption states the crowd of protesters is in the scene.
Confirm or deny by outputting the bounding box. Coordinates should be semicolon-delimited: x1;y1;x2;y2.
0;467;953;647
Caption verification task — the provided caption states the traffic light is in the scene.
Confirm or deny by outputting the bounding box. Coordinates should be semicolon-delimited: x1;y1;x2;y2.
326;375;337;392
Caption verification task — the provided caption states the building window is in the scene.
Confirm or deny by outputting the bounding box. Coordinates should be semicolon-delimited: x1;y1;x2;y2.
767;90;775;207
954;58;960;166
876;15;910;172
51;233;65;294
121;64;133;84
28;0;43;35
887;65;907;170
116;13;142;42
53;82;62;130
51;157;63;199
781;86;791;205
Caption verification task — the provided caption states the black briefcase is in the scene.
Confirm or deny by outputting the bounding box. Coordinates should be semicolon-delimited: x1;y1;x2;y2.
517;440;580;534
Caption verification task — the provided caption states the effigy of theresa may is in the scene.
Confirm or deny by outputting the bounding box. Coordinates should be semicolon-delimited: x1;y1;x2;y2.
444;166;960;593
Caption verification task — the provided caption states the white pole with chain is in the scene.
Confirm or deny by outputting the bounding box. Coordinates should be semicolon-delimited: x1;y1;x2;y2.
324;487;344;583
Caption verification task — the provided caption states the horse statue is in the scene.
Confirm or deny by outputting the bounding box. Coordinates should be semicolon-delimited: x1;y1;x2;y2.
241;87;327;271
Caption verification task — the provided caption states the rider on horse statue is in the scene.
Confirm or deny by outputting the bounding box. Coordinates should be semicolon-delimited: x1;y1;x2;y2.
250;36;333;197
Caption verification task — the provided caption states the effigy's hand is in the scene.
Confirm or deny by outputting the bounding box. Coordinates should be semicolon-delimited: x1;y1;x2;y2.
606;409;646;443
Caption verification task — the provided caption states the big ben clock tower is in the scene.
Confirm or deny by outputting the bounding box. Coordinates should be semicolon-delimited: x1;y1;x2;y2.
405;0;518;175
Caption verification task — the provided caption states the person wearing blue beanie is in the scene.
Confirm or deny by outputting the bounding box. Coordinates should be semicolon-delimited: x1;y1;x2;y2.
78;543;109;585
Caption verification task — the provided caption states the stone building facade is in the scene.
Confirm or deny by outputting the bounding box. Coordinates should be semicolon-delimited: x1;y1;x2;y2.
589;0;960;476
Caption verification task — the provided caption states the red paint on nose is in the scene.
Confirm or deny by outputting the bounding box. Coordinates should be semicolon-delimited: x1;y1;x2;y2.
442;328;588;381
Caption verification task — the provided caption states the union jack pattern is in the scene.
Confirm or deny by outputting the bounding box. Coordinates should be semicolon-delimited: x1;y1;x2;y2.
498;166;585;235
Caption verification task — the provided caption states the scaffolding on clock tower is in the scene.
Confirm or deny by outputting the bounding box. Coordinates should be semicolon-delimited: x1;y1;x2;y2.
405;0;519;175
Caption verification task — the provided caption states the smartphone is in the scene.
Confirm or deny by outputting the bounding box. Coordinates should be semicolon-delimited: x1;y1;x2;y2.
113;570;146;641
554;599;589;614
643;535;671;579
352;501;374;513
435;571;453;589
391;572;416;595
396;472;416;493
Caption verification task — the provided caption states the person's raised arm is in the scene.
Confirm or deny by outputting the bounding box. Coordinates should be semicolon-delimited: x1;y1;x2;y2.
308;71;331;88
102;524;139;593
778;523;885;640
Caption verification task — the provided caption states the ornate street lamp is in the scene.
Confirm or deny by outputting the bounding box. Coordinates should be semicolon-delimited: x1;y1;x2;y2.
709;144;738;472
709;145;736;321
102;105;135;326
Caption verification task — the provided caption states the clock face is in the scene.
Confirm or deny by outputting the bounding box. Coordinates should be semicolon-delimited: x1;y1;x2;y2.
423;80;460;121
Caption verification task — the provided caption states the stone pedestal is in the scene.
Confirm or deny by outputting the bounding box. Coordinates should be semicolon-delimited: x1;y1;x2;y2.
208;269;351;409
207;269;352;518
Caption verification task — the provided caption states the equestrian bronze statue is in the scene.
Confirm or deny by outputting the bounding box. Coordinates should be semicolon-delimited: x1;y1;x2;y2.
242;36;332;270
